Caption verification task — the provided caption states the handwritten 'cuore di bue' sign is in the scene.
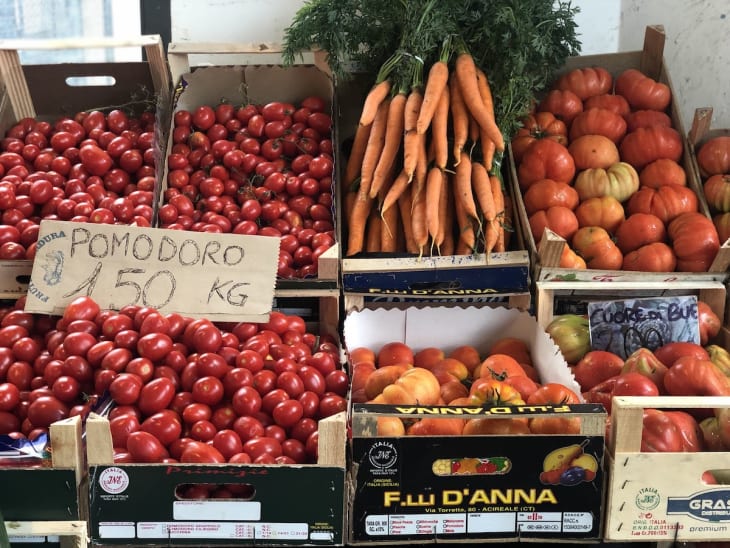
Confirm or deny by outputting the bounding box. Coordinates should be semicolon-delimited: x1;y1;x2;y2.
25;220;280;321
587;296;700;359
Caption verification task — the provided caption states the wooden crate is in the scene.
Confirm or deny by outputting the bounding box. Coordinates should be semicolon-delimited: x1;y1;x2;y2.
85;411;347;546
161;43;339;290
534;274;727;331
0;36;171;297
335;72;531;306
605;396;730;542
0;36;170;123
687;106;730;183
273;291;341;346
1;415;88;547
508;25;730;284
4;520;88;548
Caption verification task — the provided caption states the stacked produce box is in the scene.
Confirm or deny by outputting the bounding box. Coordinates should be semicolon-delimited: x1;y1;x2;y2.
0;35;170;547
503;24;730;542
0;38;350;548
343;306;608;543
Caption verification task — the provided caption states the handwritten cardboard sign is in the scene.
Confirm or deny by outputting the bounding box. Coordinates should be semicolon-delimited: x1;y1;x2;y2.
587;296;699;359
25;220;280;321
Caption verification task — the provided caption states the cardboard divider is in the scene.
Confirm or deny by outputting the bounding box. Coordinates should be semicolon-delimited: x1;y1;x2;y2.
508;25;730;285
605;396;730;542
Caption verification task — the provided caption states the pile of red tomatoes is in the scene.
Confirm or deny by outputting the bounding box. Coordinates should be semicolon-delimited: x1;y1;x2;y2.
0;109;158;260
160;97;336;279
0;296;348;464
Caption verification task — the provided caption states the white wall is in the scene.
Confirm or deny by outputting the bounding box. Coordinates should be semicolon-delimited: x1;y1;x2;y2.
170;0;730;130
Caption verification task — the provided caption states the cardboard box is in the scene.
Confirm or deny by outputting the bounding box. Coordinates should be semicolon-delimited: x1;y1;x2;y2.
86;411;347;546
0;415;85;522
508;25;730;284
342;306;606;543
335;74;531;305
161;44;339;290
0;36;171;297
605;396;730;542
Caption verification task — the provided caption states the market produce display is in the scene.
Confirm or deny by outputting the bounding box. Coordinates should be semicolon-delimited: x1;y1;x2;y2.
0;296;347;465
545;305;730;453
160;96;336;279
349;337;585;437
0;109;158;260
514;64;722;272
283;0;580;258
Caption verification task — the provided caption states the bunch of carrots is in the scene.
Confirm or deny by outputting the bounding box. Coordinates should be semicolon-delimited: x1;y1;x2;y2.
344;42;511;258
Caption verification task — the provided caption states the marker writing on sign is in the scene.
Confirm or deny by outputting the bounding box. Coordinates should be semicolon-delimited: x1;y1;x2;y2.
69;228;245;267
589;302;697;324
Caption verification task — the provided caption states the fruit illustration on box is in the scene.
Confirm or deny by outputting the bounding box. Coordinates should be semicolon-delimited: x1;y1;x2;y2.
432;457;511;476
539;440;598;486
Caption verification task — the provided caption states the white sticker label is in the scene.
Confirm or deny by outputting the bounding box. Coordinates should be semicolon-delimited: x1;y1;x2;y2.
99;466;130;494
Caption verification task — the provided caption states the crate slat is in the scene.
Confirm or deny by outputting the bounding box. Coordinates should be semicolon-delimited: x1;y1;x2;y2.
535;279;726;331
605;396;730;542
6;520;88;548
49;415;84;487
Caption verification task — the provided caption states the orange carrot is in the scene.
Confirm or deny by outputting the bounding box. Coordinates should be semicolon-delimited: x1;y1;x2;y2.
473;161;498;254
346;193;374;256
344;123;373;186
476;67;496;123
416;61;450;135
381;169;410;218
397;191;418;254
380;185;400;252
425;166;443;244
411;182;429;257
344;189;357;221
440;181;455;256
431;85;450;170
359;80;392;126
479;128;496;172
455;52;504;151
403;87;424;182
472;161;495;223
484;218;499;255
435;167;450;252
454;151;479;223
450;75;469;166
369;92;407;199
454;188;475;255
359;98;390;197
469;113;479;145
490;174;506;252
412;132;428;200
366;211;382;253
